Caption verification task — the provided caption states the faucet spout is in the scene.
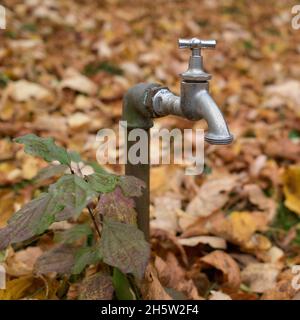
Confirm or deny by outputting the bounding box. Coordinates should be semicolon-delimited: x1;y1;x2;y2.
195;90;233;145
152;86;233;145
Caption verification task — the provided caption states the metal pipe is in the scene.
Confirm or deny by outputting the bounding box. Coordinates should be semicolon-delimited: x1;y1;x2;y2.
122;83;164;240
125;129;150;240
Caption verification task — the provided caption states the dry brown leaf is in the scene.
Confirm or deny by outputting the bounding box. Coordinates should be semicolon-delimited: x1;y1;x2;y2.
60;69;97;95
210;211;269;249
265;80;300;115
261;269;299;300
150;195;181;235
241;263;280;293
154;254;202;300
200;250;241;290
141;263;172;300
150;165;183;196
9;80;51;102
186;173;238;217
181;211;226;238
244;184;276;221
6;247;43;276
178;236;227;249
209;290;232;300
67;112;91;129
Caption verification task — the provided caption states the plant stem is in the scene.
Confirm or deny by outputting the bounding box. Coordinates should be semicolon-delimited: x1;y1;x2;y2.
87;204;101;239
69;164;101;239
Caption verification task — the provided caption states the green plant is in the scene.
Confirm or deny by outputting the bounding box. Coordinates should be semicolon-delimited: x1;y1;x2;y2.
0;134;150;299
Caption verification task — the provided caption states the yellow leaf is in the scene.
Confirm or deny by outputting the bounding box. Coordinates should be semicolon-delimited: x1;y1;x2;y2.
283;166;300;216
227;211;257;244
0;276;33;300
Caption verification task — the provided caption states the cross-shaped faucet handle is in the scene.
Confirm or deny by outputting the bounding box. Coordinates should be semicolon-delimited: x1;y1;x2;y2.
178;38;216;54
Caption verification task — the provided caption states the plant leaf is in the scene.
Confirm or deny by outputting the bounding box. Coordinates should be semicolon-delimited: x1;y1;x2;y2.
96;187;137;224
14;134;71;165
69;151;82;163
79;272;114;300
50;174;96;220
72;246;102;275
54;224;93;244
101;217;150;278
35;164;68;182
112;268;135;300
0;193;63;250
86;172;119;193
34;245;76;275
118;175;146;197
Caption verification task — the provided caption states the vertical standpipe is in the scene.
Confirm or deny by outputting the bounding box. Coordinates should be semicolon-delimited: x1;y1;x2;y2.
122;83;163;240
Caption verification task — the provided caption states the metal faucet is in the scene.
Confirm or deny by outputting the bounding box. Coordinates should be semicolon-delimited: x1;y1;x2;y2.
152;38;233;144
122;38;233;240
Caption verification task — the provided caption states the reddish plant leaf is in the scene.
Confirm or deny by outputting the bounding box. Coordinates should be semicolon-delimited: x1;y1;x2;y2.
34;245;76;275
101;217;150;278
0;193;63;250
96;187;137;224
118;175;146;197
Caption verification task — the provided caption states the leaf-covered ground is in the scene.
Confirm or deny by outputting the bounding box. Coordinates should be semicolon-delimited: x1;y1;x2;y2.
0;0;300;299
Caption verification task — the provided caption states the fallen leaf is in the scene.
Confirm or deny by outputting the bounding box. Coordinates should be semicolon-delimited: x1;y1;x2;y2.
244;184;276;221
151;195;181;235
209;290;232;300
178;236;227;249
282;165;300;216
265;80;300;115
9;80;51;102
6;247;43;276
261;269;299;299
201;250;241;290
241;263;280;293
60;69;97;95
154;254;202;300
212;211;267;246
67;113;91;129
0;276;33;300
186;174;238;217
140;263;172;300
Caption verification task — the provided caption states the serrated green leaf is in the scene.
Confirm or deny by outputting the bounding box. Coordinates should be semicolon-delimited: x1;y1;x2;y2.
101;217;150;278
34;244;76;275
0;193;63;250
79;272;114;300
14;134;71;165
50;174;96;220
35;164;68;182
72;246;102;274
112;268;135;300
86;172;119;193
118;176;146;197
69;151;82;163
54;224;93;244
96;187;136;224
